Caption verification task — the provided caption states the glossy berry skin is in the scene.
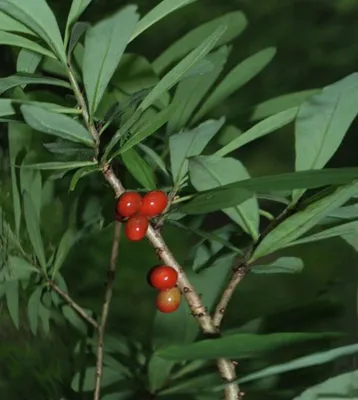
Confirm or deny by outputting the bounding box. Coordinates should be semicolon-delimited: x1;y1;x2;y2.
148;265;178;290
125;214;148;241
156;287;181;313
140;191;168;217
116;192;142;218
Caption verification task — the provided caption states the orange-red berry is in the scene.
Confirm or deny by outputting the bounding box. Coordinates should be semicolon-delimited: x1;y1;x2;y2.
140;191;168;217
116;192;142;218
156;287;181;313
148;265;178;290
125;214;148;241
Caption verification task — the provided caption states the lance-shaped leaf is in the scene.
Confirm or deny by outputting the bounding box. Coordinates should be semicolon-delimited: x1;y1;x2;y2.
130;0;196;43
24;161;97;170
64;0;93;46
83;5;139;115
193;47;277;123
153;11;247;74
0;10;34;34
251;181;358;261
189;155;259;239
251;257;304;274
0;30;56;58
139;25;227;111
0;0;66;63
21;105;94;146
295;73;358;172
27;287;42;335
121;148;156;189
5;280;19;328
16;49;43;75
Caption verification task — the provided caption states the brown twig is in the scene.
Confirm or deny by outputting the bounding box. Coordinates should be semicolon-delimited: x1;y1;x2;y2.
48;280;98;329
94;221;122;400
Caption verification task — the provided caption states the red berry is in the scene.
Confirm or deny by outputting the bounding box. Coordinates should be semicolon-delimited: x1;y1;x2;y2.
140;191;168;217
148;265;178;290
125;214;148;241
116;192;142;218
156;287;181;313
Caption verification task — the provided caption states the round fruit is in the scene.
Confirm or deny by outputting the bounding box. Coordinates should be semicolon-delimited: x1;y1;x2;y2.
140;191;168;217
156;287;181;313
148;265;178;290
125;214;148;241
116;192;142;218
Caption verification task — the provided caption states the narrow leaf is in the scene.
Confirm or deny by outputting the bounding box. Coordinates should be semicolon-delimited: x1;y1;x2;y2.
65;0;93;46
113;105;173;156
21;105;94;146
8;256;39;278
52;229;76;279
68;21;90;56
157;332;339;361
130;0;196;42
251;182;358;261
69;164;98;191
295;73;358;172
0;10;34;34
251;257;304;274
5;280;19;328
139;143;169;176
83;5;139;115
170;118;225;184
193;47;276;123
0;74;71;95
140;25;227;111
24;161;97;170
71;366;122;392
23;191;47;271
215;107;297;157
251;89;319;121
190;155;259;239
27;287;42;335
16;49;43;75
153;11;247;74
121;148;156;189
0;0;66;63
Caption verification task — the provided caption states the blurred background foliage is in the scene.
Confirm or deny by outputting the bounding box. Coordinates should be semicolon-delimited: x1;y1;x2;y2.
1;0;358;399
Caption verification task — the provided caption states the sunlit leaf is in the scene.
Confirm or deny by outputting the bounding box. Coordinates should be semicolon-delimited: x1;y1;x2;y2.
0;10;34;34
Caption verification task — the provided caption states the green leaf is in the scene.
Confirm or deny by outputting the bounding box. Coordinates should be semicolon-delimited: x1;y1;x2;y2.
71;366;122;392
295;73;358;171
121;148;156;189
131;0;196;42
293;370;358;400
286;220;358;248
27;287;42;335
83;5;139;115
21;105;94;146
157;332;339;361
113;105;174;157
0;74;71;95
0;99;15;116
139;25;227;112
217;125;242;146
234;343;358;386
251;182;358;261
65;0;93;47
167;45;230;134
69;164;98;191
23;191;47;271
0;30;56;59
183;168;358;214
16;49;43;76
193;47;276;123
139;143;169;176
251;89;319;121
215;107;298;157
24;161;97;171
0;10;34;34
153;11;247;74
8;256;39;279
251;257;304;274
0;0;66;63
68;22;90;56
5;280;19;328
170;118;225;185
52;229;76;279
189;155;259;239
148;355;176;393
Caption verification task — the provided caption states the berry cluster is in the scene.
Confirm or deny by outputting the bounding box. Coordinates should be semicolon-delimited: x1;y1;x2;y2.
148;265;181;313
116;190;168;241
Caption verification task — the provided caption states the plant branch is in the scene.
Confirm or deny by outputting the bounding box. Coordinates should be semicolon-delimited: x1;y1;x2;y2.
94;221;122;400
48;280;98;329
